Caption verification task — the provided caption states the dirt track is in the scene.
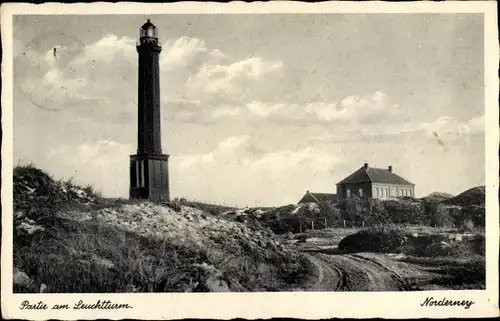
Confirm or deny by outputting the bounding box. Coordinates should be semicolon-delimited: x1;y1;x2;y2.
304;254;345;290
304;252;409;291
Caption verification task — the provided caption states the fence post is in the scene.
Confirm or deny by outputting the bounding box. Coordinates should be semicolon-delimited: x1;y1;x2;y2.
343;220;346;228
300;224;303;233
311;221;314;230
324;218;327;229
362;221;365;228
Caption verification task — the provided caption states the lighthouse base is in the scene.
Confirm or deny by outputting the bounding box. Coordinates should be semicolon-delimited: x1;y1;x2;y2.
129;153;170;202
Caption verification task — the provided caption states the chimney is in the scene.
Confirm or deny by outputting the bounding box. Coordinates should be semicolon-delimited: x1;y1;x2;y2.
364;163;369;170
388;165;393;173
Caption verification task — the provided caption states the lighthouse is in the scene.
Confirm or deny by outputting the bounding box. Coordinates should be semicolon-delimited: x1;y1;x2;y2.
129;20;170;201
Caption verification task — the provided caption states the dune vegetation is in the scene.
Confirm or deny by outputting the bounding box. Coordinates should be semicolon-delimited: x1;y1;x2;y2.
13;164;313;293
12;163;486;293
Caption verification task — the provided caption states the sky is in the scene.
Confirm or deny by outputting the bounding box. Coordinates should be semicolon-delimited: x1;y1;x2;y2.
13;14;485;207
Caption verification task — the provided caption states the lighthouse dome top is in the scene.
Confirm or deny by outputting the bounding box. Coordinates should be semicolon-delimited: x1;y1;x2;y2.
141;19;156;30
140;19;157;38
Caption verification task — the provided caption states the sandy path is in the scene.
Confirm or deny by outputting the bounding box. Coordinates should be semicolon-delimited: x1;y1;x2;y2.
303;254;345;291
304;252;408;291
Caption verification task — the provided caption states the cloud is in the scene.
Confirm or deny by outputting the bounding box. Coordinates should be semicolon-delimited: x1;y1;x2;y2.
17;34;209;118
63;35;137;74
15;114;484;207
164;90;403;130
17;35;136;113
185;57;285;104
308;114;485;146
13;16;486;208
21;34;405;130
205;91;398;124
160;37;227;100
401;115;485;138
37;140;135;197
35;136;342;206
17;34;285;123
160;36;219;69
466;115;485;134
171;136;342;206
18;68;102;112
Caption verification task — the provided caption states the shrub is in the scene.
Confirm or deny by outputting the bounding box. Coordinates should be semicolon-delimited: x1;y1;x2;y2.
404;232;485;258
337;196;368;224
405;234;451;256
12;164;316;293
428;203;455;228
162;201;182;213
338;224;407;253
365;199;391;225
260;205;305;234
458;219;475;233
459;205;485;227
279;255;313;286
14;165;64;236
175;199;236;216
317;201;343;228
296;234;308;243
334;196;391;227
383;198;427;225
467;234;485;256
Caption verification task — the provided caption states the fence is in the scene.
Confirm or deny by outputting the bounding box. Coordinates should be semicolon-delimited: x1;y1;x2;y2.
172;197;249;210
297;219;368;233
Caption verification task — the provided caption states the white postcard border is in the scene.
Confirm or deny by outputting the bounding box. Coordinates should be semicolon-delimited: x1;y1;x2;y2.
1;1;498;320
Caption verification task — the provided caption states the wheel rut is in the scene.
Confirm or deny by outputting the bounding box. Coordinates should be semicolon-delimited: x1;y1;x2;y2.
304;252;407;291
303;253;345;291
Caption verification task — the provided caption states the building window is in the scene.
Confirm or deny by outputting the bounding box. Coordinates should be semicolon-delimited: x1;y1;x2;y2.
346;189;351;198
359;189;363;197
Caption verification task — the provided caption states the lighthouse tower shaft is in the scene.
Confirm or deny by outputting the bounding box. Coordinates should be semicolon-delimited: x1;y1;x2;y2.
137;38;161;154
129;20;170;202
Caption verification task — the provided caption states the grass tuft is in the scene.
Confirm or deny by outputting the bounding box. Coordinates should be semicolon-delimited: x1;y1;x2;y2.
13;164;313;293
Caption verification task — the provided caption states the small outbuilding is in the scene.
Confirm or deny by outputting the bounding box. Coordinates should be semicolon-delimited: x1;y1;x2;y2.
298;190;337;204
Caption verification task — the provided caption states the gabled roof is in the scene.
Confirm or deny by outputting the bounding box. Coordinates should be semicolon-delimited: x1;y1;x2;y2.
336;167;371;185
337;166;414;186
298;191;337;203
310;192;337;202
